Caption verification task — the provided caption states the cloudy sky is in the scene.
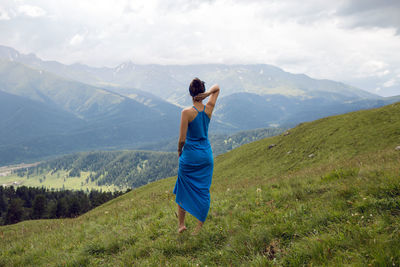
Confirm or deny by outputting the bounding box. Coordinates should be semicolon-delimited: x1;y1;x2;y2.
0;0;399;96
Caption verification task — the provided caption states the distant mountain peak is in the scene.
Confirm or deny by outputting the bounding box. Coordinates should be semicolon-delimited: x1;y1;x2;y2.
115;61;135;73
0;45;20;61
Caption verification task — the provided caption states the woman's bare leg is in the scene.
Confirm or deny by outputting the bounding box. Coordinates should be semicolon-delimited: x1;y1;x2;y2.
192;220;203;235
178;205;187;233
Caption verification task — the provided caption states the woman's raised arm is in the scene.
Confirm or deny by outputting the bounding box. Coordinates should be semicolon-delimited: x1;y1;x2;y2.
193;84;220;116
206;84;220;110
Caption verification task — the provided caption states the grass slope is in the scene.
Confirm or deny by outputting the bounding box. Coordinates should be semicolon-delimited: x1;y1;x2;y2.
1;103;400;266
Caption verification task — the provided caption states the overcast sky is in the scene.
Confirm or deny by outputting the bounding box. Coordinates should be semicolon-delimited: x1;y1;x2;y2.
0;0;399;96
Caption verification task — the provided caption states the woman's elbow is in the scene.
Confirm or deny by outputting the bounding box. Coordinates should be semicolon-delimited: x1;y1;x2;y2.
212;84;220;93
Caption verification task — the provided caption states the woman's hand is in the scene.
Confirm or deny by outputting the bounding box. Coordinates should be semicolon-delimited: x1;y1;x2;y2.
193;92;210;102
178;140;185;157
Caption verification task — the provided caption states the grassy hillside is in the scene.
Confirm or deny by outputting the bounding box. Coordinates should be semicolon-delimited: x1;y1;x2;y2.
1;102;399;266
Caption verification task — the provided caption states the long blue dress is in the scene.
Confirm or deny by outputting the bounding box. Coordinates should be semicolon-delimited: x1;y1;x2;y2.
173;105;214;222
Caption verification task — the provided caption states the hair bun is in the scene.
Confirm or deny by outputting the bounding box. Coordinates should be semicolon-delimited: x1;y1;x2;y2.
189;78;206;97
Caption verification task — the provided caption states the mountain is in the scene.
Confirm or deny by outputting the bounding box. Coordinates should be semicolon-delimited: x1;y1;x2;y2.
0;90;84;143
0;45;379;103
1;45;395;126
385;95;400;102
1;45;399;164
1;102;399;265
213;92;395;130
0;60;172;121
0;60;181;165
0;45;111;87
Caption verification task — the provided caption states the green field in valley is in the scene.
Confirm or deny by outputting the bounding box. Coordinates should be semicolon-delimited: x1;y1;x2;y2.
0;170;120;192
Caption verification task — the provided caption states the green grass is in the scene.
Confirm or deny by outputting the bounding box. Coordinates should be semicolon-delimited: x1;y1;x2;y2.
1;102;400;266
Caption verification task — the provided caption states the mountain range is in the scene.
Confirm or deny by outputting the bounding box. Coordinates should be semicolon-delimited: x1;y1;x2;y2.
0;59;181;164
0;45;399;165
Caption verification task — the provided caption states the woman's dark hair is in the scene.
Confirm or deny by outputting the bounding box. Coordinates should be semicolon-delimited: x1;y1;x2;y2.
189;78;205;97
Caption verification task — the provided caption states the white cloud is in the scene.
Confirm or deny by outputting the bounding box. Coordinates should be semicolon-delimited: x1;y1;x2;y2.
356;60;389;78
1;0;400;96
0;7;11;20
18;5;46;18
376;69;390;77
69;34;84;46
383;78;397;88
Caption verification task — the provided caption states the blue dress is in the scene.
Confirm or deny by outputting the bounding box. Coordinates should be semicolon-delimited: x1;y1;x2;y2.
173;105;214;222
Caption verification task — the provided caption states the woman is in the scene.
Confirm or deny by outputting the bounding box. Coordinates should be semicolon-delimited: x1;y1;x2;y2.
173;78;220;234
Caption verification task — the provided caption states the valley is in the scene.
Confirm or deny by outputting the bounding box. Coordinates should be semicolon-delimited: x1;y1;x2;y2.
0;162;40;177
0;127;285;191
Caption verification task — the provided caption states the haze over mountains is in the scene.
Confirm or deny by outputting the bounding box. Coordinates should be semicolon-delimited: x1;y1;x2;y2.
0;45;398;165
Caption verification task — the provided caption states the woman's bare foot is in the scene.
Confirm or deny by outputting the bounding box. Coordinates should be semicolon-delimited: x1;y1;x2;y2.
177;205;186;233
191;222;203;235
178;225;187;233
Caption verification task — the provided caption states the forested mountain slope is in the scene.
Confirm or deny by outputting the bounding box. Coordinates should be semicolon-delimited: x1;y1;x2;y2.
13;150;178;190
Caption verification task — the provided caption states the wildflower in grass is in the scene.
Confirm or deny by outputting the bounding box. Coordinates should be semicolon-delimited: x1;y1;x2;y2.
256;188;262;205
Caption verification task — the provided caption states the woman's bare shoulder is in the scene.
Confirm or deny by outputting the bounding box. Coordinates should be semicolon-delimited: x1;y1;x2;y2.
181;106;196;117
182;106;198;121
182;106;194;113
